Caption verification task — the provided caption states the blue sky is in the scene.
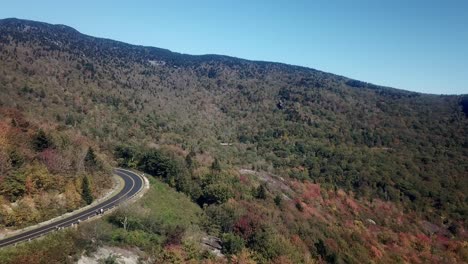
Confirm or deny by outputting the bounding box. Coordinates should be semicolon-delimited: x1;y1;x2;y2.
1;0;467;94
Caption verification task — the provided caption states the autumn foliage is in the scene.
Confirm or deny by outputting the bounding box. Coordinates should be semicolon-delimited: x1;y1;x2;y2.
0;108;111;229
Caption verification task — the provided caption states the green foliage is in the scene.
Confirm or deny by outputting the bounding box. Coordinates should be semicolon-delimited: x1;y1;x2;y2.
110;229;162;248
115;146;235;206
274;194;282;206
81;176;93;205
0;228;91;264
199;182;233;205
141;179;203;228
84;147;98;169
1;171;26;201
114;145;139;168
253;184;267;199
98;254;120;264
221;232;245;255
315;239;339;263
249;228;298;261
0;114;111;228
5;17;466;222
32;129;53;152
295;201;304;212
106;178;203;251
211;158;221;173
1;19;468;263
138;150;179;180
185;150;196;171
205;203;240;234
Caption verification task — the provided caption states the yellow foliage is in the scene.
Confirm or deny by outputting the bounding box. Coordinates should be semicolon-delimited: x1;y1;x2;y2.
23;163;53;194
354;220;365;230
0;206;15;226
0;122;10;148
231;249;257;264
64;181;82;211
14;197;40;226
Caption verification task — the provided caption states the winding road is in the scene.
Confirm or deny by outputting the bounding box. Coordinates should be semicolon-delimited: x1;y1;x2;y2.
0;168;145;248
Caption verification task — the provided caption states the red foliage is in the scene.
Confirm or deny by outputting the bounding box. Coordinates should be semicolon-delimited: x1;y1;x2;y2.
370;245;383;259
233;214;262;240
301;182;322;203
434;234;450;249
238;174;249;184
39;148;71;174
0;107;30;129
345;197;360;212
325;238;339;252
415;233;431;245
398;232;412;248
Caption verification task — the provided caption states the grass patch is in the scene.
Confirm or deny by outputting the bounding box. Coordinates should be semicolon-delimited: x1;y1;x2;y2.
142;177;203;228
105;176;206;253
0;176;206;263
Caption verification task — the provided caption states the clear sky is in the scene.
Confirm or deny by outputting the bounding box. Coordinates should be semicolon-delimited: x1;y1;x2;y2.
1;0;467;94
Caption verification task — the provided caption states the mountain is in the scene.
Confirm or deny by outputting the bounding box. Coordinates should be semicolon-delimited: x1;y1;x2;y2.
0;18;467;263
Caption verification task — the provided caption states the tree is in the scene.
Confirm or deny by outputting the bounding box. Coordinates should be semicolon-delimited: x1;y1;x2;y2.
222;232;245;255
315;239;338;263
211;158;221;173
1;171;26;201
84;147;98;169
139;150;175;179
114;145;139;168
81;176;93;205
274;194;283;206
33;129;53;152
185;150;196;171
24;164;53;194
0;151;12;176
63;182;81;211
98;254;120;264
254;184;267;199
198;183;233;205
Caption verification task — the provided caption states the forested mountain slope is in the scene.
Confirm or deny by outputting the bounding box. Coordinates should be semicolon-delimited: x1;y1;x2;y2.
0;18;467;263
0;107;112;229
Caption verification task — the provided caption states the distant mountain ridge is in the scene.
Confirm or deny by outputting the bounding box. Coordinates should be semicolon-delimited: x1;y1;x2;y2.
0;17;467;263
0;17;407;93
0;17;466;223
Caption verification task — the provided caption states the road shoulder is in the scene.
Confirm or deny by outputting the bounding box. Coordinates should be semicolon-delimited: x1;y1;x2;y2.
0;173;124;240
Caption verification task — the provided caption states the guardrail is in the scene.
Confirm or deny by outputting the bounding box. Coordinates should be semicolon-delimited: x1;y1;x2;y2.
6;171;148;248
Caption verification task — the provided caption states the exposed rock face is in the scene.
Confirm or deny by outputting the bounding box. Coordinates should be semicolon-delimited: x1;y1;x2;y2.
77;246;144;264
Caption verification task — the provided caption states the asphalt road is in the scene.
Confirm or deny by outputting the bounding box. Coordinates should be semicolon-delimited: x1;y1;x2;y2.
0;168;145;248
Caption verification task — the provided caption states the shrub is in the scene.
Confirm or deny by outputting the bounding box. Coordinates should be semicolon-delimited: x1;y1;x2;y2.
81;176;93;205
32;129;53;152
198;183;233;205
222;232;245;255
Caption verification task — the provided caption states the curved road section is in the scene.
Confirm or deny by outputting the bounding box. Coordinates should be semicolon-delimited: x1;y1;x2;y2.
0;168;144;248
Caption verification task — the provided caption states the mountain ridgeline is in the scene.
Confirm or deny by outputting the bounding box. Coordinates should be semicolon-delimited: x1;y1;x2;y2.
0;18;467;225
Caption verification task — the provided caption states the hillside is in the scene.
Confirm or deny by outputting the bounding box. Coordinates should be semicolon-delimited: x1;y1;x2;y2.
0;107;112;229
0;18;467;263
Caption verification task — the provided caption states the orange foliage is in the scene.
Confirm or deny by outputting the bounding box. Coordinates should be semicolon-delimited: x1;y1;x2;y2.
301;182;322;203
370;245;383;259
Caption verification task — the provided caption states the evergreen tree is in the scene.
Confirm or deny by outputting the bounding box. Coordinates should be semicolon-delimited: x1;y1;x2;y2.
254;184;267;199
185;150;196;171
211;158;221;173
33;129;53;152
84;147;97;169
81;176;93;205
274;194;283;206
